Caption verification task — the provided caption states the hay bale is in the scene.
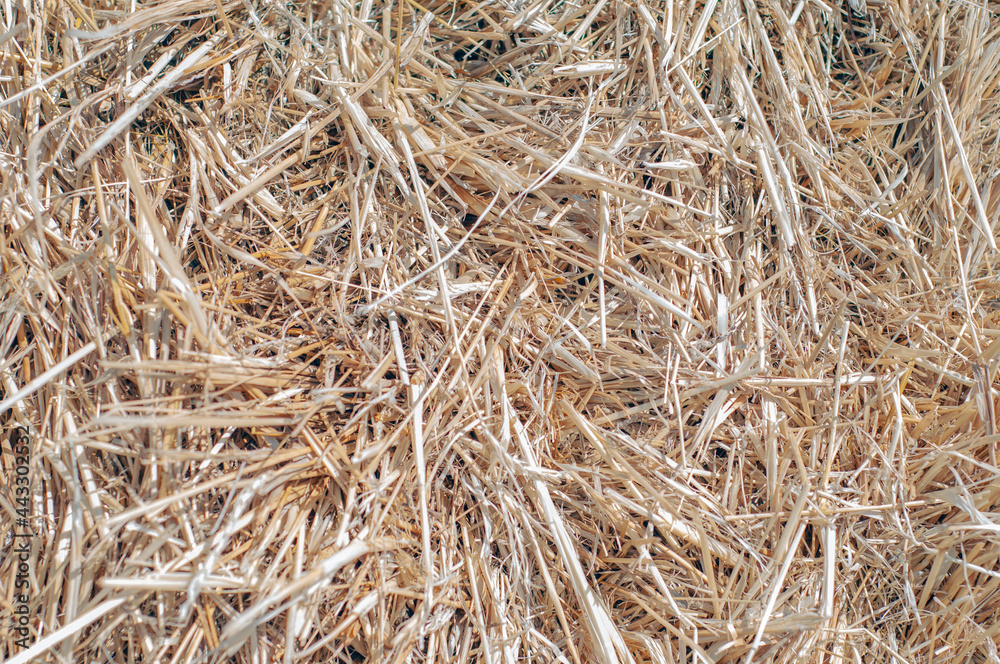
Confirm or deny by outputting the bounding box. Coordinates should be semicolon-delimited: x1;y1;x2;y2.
2;0;999;662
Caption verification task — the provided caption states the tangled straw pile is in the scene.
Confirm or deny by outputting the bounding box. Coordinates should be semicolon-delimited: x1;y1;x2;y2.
3;0;1000;661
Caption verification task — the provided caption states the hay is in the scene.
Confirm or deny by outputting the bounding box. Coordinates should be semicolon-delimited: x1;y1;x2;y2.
2;0;1000;662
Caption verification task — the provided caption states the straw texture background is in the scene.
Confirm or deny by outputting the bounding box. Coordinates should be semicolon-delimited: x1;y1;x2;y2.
2;0;1000;662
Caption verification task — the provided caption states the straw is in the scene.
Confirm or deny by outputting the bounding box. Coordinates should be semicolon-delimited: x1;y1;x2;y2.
2;0;1000;662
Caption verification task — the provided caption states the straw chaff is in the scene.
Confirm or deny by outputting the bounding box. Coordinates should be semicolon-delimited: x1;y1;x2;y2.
2;0;1000;662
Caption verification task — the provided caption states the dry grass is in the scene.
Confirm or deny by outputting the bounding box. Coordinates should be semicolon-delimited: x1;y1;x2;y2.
2;0;1000;662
